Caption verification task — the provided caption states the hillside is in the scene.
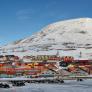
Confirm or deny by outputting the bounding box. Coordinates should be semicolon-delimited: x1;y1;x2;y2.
1;18;92;58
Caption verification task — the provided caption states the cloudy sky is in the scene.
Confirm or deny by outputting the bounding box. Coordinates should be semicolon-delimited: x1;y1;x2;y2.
0;0;92;45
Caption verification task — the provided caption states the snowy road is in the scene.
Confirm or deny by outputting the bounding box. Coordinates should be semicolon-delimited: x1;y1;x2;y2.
1;80;92;92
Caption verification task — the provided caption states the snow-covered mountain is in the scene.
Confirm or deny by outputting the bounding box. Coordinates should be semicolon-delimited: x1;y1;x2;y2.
1;18;92;58
19;18;92;45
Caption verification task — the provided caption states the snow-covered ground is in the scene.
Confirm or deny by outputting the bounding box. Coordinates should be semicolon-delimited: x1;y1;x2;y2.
2;48;92;60
1;80;92;92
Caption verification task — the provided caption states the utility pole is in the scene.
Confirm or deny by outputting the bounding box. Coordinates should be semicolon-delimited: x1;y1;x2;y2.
79;51;82;58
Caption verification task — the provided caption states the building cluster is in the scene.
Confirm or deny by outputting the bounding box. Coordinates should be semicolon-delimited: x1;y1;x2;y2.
0;55;91;78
